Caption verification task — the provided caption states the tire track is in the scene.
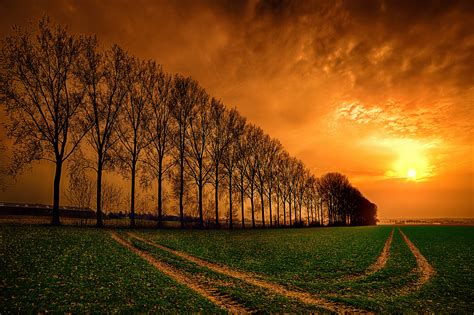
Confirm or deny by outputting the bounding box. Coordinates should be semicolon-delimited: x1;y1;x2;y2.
346;228;394;280
129;232;367;313
110;232;251;314
398;228;435;288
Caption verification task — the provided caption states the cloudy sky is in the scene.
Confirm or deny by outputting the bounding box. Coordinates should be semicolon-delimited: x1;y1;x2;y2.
0;0;473;218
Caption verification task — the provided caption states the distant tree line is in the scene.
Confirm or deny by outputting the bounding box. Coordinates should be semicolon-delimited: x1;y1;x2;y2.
0;18;377;228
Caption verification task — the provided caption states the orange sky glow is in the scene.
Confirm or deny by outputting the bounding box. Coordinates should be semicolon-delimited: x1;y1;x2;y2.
0;0;473;219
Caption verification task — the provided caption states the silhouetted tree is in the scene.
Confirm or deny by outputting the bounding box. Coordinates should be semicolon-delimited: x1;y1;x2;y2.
169;75;201;228
0;18;87;225
141;62;174;227
101;180;123;214
244;125;263;228
115;58;150;228
221;109;246;228
264;137;282;227
78;40;130;227
185;85;211;228
208;99;233;227
277;152;291;226
66;160;93;210
235;127;250;228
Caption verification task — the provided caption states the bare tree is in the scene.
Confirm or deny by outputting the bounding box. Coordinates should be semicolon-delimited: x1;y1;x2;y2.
221;109;246;229
208;98;231;227
101;180;124;214
243;125;263;228
66;159;93;210
169;75;200;228
78;40;130;227
276;152;290;226
263;137;282;227
185;87;211;228
235;127;250;228
141;62;174;227
115;59;150;228
255;134;267;227
0;18;87;225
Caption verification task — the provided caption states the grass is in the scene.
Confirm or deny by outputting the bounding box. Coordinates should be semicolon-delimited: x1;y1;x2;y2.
137;226;392;281
1;224;473;312
388;226;474;312
0;226;221;313
137;225;473;312
123;233;325;313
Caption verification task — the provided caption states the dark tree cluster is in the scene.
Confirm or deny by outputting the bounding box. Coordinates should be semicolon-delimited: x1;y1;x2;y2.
0;18;377;228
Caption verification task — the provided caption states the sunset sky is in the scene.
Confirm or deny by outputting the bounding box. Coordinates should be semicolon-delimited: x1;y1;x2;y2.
0;0;473;219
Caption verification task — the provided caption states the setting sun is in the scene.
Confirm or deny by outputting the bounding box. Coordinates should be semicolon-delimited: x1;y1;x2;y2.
407;168;417;179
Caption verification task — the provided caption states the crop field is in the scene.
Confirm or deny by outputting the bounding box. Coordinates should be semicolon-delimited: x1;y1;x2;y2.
1;225;473;313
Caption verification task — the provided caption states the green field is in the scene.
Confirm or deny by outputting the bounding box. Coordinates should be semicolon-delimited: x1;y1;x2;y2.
1;225;473;313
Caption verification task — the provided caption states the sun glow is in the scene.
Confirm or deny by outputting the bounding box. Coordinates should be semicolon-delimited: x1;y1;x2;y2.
407;168;417;179
369;137;437;181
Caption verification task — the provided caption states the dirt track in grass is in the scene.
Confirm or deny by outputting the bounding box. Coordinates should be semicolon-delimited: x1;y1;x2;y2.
398;228;435;289
110;232;251;314
346;228;394;280
129;232;367;313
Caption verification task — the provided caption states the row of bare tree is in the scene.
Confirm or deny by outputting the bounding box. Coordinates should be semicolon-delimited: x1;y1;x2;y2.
0;18;377;227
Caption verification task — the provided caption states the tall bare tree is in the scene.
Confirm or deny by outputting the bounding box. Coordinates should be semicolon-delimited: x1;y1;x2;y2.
115;59;150;228
235;128;250;228
78;40;130;227
243;125;263;228
0;18;87;225
222;109;246;228
169;75;199;228
208;99;239;227
141;63;174;227
277;152;290;226
264;137;282;227
185;87;211;228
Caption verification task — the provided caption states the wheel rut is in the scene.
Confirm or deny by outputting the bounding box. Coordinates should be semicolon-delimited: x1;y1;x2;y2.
398;228;435;289
129;232;367;313
110;232;251;314
346;228;394;280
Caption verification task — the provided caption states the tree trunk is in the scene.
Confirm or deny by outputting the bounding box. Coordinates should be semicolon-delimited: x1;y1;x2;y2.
228;171;233;229
268;186;273;227
179;145;184;228
283;197;286;226
198;164;203;228
215;163;219;227
299;203;302;224
293;194;298;225
96;161;104;227
276;192;280;227
157;157;163;227
51;160;62;226
260;190;265;228
288;193;292;226
240;172;245;229
250;183;255;228
198;181;203;228
130;160;136;228
307;203;310;226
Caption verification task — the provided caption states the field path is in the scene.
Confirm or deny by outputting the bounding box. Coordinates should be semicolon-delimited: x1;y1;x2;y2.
398;228;435;288
129;232;367;313
110;232;251;314
346;228;394;280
